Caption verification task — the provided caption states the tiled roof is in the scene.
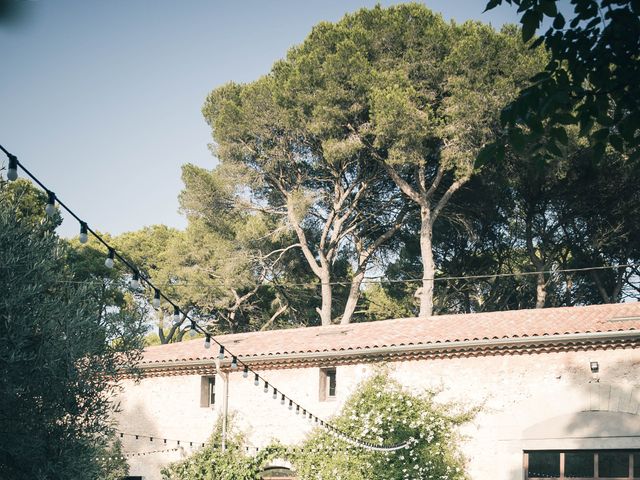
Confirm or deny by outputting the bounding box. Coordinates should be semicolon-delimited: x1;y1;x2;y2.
140;303;640;367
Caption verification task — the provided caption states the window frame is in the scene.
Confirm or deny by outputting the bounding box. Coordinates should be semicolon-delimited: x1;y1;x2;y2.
319;368;337;401
200;375;216;408
524;449;638;479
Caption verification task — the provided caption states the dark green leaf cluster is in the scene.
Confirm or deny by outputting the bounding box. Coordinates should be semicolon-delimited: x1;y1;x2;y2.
485;0;640;162
0;182;145;479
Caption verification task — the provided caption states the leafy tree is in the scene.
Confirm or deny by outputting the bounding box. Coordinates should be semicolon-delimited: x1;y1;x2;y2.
161;415;283;480
484;0;640;162
0;183;145;479
292;371;472;480
204;73;406;325
204;5;546;321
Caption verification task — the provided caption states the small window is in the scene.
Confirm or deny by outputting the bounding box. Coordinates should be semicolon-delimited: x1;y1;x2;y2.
200;376;215;408
319;368;336;401
599;451;629;478
528;451;560;478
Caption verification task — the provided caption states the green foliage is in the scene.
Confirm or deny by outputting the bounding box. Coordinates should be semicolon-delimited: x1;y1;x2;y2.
291;371;472;480
0;184;145;479
161;416;283;480
485;0;640;161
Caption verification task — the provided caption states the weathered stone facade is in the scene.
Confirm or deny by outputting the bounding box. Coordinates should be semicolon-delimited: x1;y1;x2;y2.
115;303;640;479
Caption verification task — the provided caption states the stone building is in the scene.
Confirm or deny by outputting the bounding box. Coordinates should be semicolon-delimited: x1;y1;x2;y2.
115;302;640;479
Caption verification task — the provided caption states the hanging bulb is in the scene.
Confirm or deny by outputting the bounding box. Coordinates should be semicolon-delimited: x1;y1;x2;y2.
263;381;269;393
296;405;300;415
217;345;225;360
254;373;259;386
189;320;197;338
45;191;56;217
130;271;140;290
105;248;115;268
281;394;285;405
7;155;18;181
288;400;293;410
79;222;89;244
172;306;181;326
152;289;161;308
243;365;249;378
231;356;238;370
204;334;211;349
272;387;278;400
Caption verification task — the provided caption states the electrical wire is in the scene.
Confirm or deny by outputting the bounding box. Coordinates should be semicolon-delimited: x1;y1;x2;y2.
0;145;409;453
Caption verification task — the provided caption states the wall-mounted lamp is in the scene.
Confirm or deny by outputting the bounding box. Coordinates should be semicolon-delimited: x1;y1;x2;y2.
590;361;599;373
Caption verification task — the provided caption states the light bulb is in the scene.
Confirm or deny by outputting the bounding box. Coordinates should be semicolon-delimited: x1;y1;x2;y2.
296;405;300;415
231;356;238;369
172;306;181;325
243;366;249;378
254;374;259;386
105;249;115;269
152;289;161;308
204;334;211;349
130;272;140;290
289;400;293;410
281;394;285;405
45;191;56;217
217;345;225;360
189;320;197;338
272;388;277;400
263;382;269;393
79;222;88;244
7;155;18;181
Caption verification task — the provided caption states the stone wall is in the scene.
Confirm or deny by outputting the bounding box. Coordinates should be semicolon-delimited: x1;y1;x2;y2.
114;345;640;479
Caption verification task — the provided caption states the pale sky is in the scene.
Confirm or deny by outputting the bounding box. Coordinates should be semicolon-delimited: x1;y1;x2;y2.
0;0;525;238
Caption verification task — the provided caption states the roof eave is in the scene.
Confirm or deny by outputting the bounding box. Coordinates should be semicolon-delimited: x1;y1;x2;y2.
134;329;640;374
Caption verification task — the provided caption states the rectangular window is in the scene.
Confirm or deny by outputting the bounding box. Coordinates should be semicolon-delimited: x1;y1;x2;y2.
525;450;639;479
319;368;336;401
200;376;215;408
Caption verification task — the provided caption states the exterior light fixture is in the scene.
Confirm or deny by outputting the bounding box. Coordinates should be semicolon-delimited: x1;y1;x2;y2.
45;191;56;217
204;334;211;349
104;248;115;268
7;155;18;181
79;222;89;244
590;361;599;373
152;289;161;308
130;271;140;290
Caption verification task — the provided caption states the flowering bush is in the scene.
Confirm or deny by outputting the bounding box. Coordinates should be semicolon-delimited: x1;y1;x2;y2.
291;371;472;480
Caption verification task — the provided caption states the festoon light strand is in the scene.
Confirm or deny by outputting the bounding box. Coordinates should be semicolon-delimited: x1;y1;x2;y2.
0;145;409;453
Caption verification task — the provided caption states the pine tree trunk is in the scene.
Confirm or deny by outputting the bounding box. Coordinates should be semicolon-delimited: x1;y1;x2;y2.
419;208;435;317
319;271;333;326
535;272;546;308
340;269;366;325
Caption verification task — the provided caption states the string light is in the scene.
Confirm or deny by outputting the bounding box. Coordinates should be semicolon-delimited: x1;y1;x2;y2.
254;373;259;386
79;222;88;244
217;345;225;360
172;306;181;326
189;320;197;338
6;154;18;181
44;190;56;217
288;399;293;410
105;248;115;269
243;365;249;378
152;289;161;308
272;387;278;400
231;356;238;370
204;334;211;349
281;393;285;405
0;146;410;454
130;271;140;290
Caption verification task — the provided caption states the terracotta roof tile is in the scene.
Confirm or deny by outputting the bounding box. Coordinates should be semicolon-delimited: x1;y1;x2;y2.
140;303;640;365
